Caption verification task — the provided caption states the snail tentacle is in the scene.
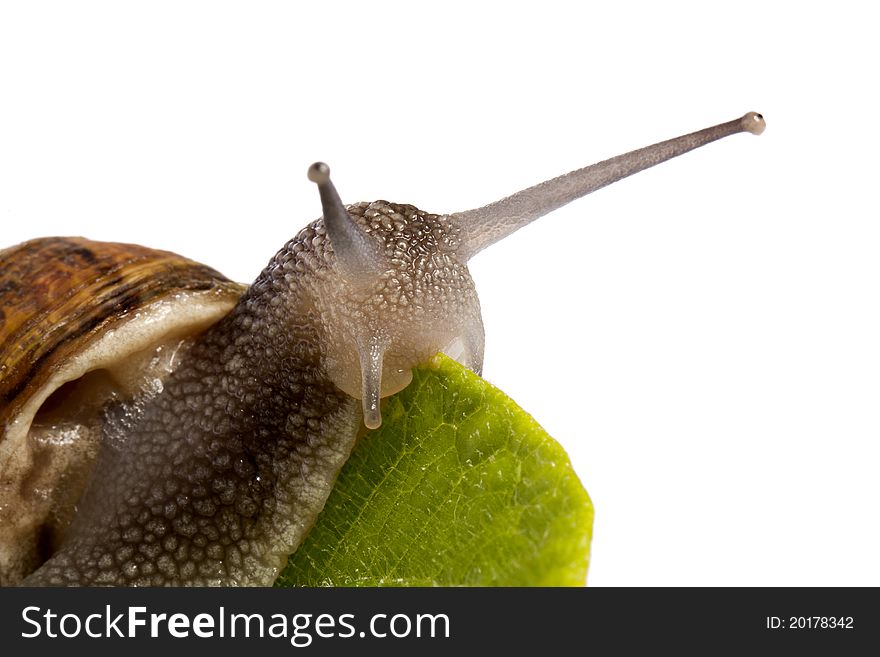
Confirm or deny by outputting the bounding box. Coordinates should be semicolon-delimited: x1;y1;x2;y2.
309;162;386;284
452;112;766;260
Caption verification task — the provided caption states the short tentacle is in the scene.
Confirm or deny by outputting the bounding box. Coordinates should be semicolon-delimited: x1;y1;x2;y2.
358;335;385;429
442;317;486;377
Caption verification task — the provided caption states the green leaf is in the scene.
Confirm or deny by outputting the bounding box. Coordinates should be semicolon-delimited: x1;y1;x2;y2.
275;354;593;587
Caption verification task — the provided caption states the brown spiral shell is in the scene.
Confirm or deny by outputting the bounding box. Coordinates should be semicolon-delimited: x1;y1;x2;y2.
0;237;244;425
0;237;245;583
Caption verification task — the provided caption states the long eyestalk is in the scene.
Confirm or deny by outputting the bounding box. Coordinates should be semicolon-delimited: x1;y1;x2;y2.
308;162;386;282
453;112;765;260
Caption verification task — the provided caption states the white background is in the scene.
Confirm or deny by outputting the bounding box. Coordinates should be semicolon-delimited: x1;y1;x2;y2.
1;1;877;586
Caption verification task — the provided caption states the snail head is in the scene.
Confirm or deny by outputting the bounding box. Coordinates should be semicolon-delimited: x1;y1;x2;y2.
305;112;765;428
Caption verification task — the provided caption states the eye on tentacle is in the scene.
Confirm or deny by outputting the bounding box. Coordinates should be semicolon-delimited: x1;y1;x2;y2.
308;162;387;283
451;112;766;260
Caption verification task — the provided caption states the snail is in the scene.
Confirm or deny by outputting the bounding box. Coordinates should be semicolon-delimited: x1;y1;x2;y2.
0;112;765;586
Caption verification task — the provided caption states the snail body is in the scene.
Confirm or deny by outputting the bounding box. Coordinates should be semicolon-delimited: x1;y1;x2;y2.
0;112;764;585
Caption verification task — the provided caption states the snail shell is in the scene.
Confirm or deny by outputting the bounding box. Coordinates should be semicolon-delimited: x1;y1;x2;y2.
0;237;244;584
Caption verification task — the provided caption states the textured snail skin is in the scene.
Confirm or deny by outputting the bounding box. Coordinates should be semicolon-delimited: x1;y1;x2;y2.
24;202;481;585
